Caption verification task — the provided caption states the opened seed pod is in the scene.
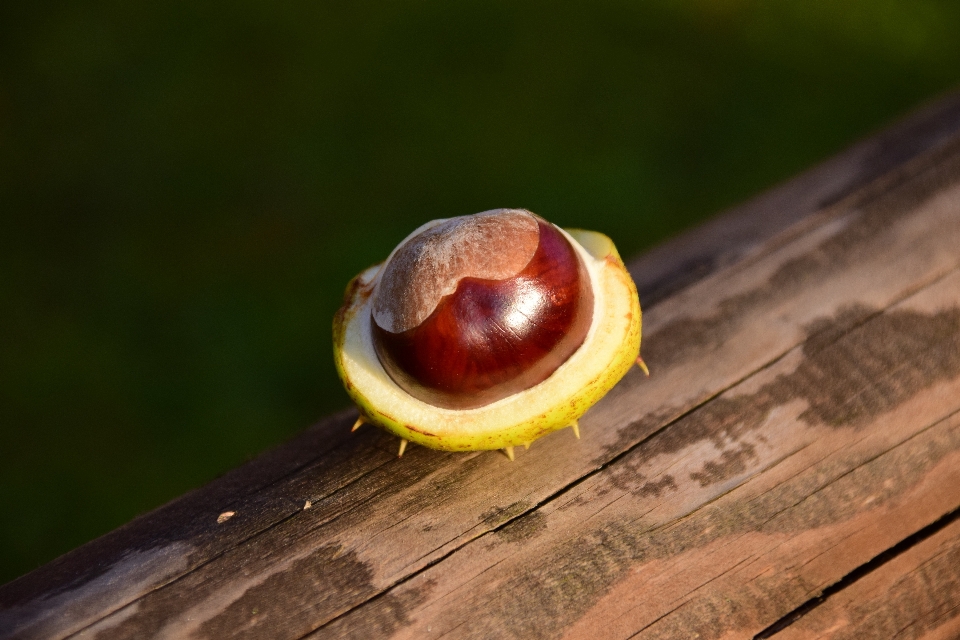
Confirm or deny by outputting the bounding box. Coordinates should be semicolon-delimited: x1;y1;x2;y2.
333;208;643;459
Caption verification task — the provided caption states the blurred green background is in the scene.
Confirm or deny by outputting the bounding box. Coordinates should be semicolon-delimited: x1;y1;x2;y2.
2;0;959;584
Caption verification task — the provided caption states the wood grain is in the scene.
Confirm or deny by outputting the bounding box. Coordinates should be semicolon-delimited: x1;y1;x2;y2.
313;270;960;640
3;92;960;640
769;514;960;640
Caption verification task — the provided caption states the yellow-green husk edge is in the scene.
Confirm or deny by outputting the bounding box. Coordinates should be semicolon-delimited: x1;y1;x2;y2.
332;227;641;451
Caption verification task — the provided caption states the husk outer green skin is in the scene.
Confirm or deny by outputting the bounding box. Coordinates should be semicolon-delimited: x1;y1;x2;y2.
332;228;641;451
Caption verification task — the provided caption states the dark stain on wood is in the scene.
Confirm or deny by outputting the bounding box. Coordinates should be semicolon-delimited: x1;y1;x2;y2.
481;501;532;529
639;136;960;384
607;449;678;498
196;545;376;640
308;579;437;640
637;475;678;499
496;510;548;544
94;544;376;640
690;441;758;487
610;303;960;492
685;303;960;489
797;305;960;429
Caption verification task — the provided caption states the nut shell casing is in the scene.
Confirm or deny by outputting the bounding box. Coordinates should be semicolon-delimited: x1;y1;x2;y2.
332;216;641;452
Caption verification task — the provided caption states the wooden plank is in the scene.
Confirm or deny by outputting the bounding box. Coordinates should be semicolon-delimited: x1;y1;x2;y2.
2;93;960;640
768;514;960;640
310;269;960;640
48;106;960;639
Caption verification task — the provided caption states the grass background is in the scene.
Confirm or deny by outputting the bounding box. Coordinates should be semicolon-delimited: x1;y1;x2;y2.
2;0;959;584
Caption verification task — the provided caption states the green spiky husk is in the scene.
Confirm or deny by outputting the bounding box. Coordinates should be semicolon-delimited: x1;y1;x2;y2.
332;228;641;451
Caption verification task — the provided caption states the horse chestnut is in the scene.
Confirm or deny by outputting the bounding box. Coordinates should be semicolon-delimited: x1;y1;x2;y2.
333;209;642;459
371;210;594;410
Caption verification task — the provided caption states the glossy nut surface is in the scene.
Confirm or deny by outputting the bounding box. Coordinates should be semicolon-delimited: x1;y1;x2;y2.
370;209;593;410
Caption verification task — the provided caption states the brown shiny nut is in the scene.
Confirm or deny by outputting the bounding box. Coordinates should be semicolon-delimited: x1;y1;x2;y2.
370;209;594;410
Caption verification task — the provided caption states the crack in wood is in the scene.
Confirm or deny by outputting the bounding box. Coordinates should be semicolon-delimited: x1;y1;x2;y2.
754;502;960;639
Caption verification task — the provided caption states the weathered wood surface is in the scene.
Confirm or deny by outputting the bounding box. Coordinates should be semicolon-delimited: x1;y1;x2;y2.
3;91;960;640
768;514;960;640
